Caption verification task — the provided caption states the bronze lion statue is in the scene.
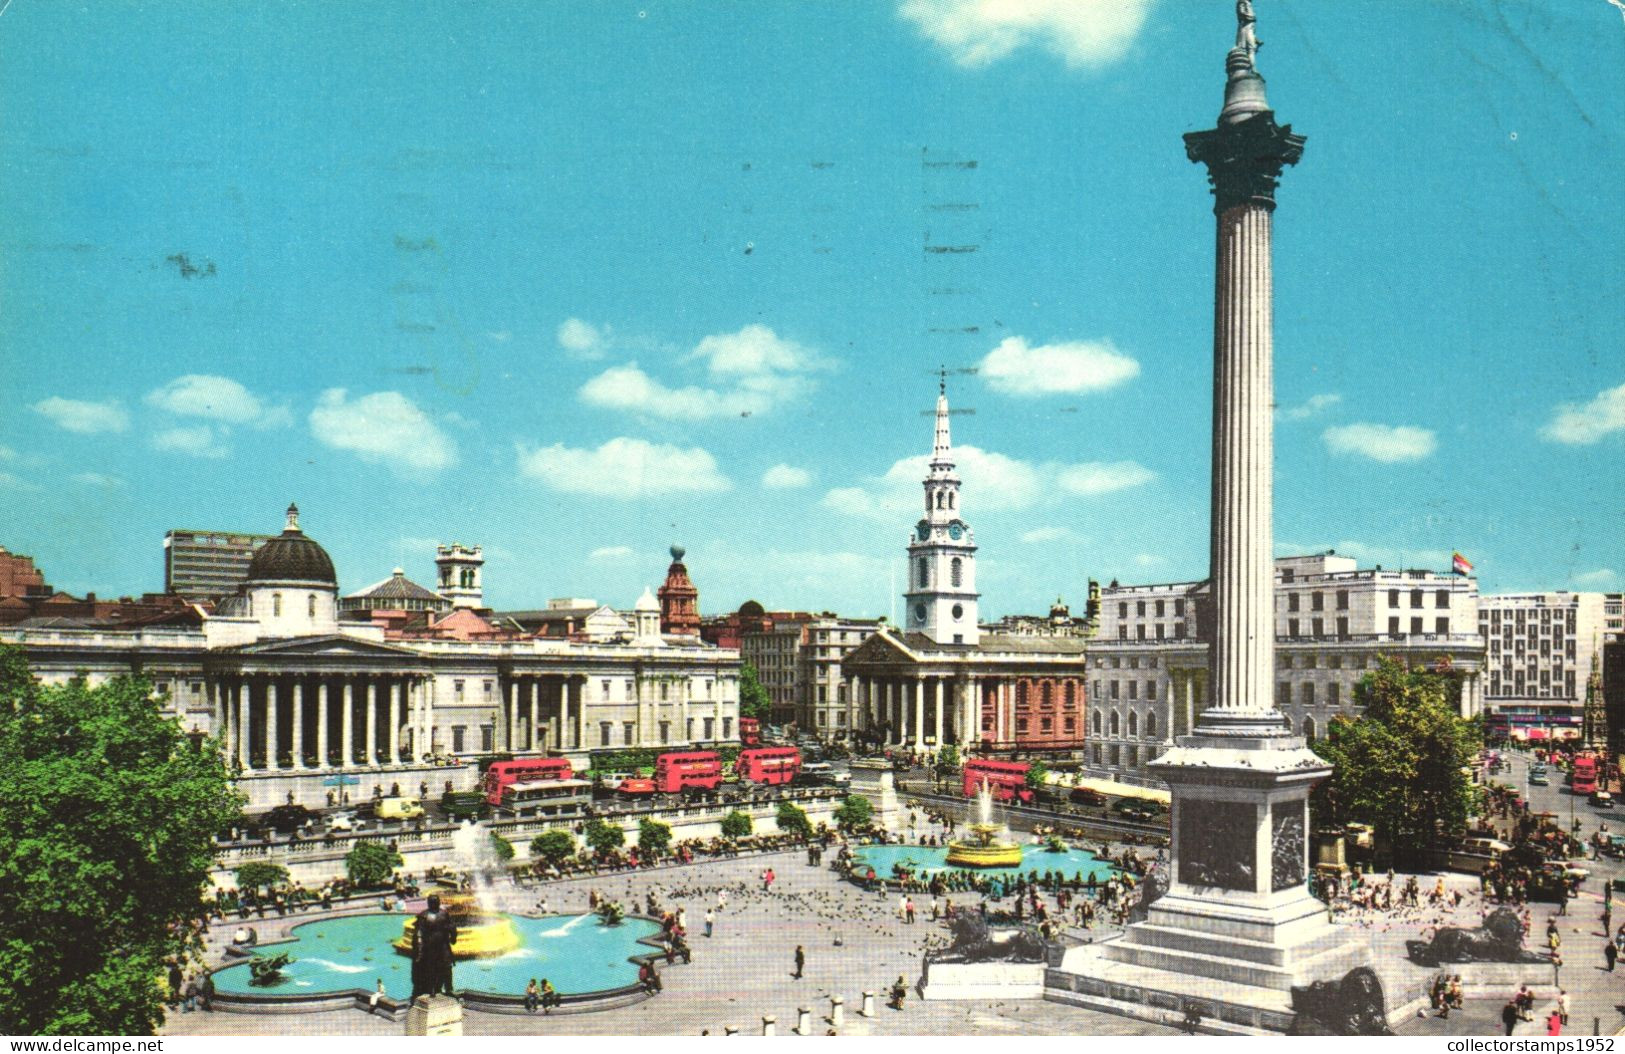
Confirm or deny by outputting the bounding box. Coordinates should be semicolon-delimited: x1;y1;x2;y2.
1406;906;1543;966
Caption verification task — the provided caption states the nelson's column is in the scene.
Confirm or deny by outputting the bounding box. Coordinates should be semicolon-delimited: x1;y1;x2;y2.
1052;5;1376;1031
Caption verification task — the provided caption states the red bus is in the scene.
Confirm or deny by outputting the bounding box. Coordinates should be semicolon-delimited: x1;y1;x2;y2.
740;717;761;746
736;746;801;786
653;751;724;793
482;757;574;807
963;758;1033;804
1571;756;1599;795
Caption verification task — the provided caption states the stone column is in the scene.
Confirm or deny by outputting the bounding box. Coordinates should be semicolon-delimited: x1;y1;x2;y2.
933;678;945;747
342;677;355;768
266;677;280;770
913;679;925;750
237;679;251;771
291;677;306;769
529;679;541;751
317;679;330;769
366;680;378;766
561;677;573;750
849;675;862;734
505;681;519;752
992;681;1005;744
389;679;402;763
207;680;220;741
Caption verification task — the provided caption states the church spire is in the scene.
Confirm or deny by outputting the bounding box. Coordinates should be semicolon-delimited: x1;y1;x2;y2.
931;386;954;470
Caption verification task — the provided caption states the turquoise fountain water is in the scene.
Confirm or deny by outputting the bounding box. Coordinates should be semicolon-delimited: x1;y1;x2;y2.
851;843;1120;884
211;912;663;999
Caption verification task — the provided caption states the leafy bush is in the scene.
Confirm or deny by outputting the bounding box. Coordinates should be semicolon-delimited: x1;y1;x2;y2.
832;795;874;832
530;829;577;868
584;818;626;855
719;810;753;839
637;817;673;856
235;861;290;892
489;832;515;861
775;800;812;837
344;840;404;888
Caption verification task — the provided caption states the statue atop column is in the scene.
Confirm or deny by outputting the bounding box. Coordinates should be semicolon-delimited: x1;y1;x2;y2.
1234;0;1261;66
409;894;459;1002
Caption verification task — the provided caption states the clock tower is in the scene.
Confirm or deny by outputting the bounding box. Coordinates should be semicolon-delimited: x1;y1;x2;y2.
904;381;979;646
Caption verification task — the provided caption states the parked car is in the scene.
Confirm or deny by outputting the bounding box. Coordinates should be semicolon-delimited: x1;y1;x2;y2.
1111;798;1167;821
1069;787;1109;808
263;804;315;834
440;790;489;821
1462;836;1512;856
1591;791;1615;809
1529;770;1550;786
324;810;368;832
375;796;425;822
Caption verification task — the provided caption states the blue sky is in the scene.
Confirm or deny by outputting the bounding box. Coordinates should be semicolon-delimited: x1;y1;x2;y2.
3;0;1623;618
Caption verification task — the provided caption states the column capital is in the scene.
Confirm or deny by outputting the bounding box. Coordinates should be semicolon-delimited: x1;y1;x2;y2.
1184;110;1304;215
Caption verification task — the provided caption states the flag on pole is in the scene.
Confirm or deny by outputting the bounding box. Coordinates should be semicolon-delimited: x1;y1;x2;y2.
1452;551;1474;576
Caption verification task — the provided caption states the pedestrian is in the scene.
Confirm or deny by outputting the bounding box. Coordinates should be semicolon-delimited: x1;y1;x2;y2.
1501;1000;1519;1036
889;975;908;1011
1546;1009;1562;1036
1607;940;1618;972
369;978;386;1017
1558;989;1570;1026
181;975;198;1013
906;897;916;924
198;973;214;1013
704;909;715;938
166;962;183;1008
540;978;560;1014
525;978;540;1014
793;945;805;979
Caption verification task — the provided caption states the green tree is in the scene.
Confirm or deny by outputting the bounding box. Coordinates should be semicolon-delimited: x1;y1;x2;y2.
344;840;404;888
0;647;244;1035
832;794;874;832
936;744;960;770
637;817;673;856
584;818;625;856
775;800;812;837
234;862;290;894
1024;759;1051;790
1312;656;1483;866
489;831;515;861
530;829;577;868
739;661;772;722
719;810;753;839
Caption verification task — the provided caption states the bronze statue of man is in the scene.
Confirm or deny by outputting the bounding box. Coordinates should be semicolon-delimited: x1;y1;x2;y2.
409;894;459;1001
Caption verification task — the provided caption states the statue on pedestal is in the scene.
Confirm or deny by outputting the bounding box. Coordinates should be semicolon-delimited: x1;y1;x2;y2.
1235;1;1261;64
409;894;459;1002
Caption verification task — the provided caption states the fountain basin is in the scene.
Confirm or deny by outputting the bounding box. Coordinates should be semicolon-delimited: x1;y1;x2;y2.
392;914;521;959
944;841;1025;868
851;843;1119;884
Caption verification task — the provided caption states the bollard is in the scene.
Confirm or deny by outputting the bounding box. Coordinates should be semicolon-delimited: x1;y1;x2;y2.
724;1026;738;1036
861;991;877;1017
797;1007;812;1035
762;1015;776;1036
831;994;845;1028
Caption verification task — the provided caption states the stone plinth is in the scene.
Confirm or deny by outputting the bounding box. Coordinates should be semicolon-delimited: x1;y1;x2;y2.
404;994;463;1036
922;962;1046;1001
848;760;901;833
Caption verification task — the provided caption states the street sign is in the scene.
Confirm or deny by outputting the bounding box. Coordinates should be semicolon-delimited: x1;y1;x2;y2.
321;774;360;787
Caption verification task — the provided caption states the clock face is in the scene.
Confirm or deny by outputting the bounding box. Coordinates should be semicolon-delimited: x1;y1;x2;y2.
948;523;964;540
952;603;964;621
914;603;927;622
916;521;930;541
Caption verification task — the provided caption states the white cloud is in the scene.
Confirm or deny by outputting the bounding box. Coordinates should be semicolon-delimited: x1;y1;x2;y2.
823;445;1152;522
899;0;1151;69
762;464;813;489
1540;382;1625;445
33;396;129;434
1280;393;1342;421
979;336;1139;397
308;389;457;473
517;437;731;497
145;374;288;427
1573;568;1618;586
589;545;636;561
151;425;230;459
557;317;607;359
71;471;124;487
1056;460;1156;494
1323;423;1437;463
1020;526;1075;544
580;324;831;421
1133;553;1166;567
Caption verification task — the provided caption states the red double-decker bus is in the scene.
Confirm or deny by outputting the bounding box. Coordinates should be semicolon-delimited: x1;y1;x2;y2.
653;751;724;793
1571;756;1599;795
482;757;574;806
736;746;801;786
740;717;761;746
963;758;1033;804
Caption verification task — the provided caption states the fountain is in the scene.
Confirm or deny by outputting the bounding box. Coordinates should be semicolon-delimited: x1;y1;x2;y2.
945;781;1023;869
392;821;519;959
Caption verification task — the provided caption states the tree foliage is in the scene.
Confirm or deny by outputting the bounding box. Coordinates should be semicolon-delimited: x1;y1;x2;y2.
739;661;772;722
719;810;753;839
832;795;874;831
530;829;577;868
637;817;673;856
344;840;404;888
775;800;812;837
235;862;290;892
0;646;244;1035
584;818;625;856
1311;656;1483;865
936;744;960;771
489;831;515;861
1024;759;1050;789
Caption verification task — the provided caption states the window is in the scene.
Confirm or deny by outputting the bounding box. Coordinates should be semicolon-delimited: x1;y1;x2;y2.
481;725;494;752
452;725;466;753
1301;682;1315;706
1336;616;1349;637
659;721;670;744
600;722;612;747
601;679;612;698
1065;716;1076;733
1065;682;1076;707
1435;590;1450;609
272;593;282;617
1110;681;1120;699
704;717;715;739
1388;616;1400;634
1092;711;1102;734
1436;617;1450;635
1388;589;1400;607
1128;711;1139;736
1118;602;1128;618
1288;619;1300;637
1146;680;1157;701
1288;593;1300;613
1040;682;1052;707
1136;600;1146;617
1174;622;1186;638
1136;625;1146;640
1277;682;1290;707
1109;745;1120;766
1110;711;1120;736
917;558;929;589
622;722;634;745
1312;618;1324;636
950;557;963;587
1312;592;1324;612
1410;617;1424;634
1303;715;1317;740
307;594;316;617
454;680;465;699
1411;589;1424;608
1336;590;1349;610
1328;682;1341;707
660;682;669;701
1155;599;1165;617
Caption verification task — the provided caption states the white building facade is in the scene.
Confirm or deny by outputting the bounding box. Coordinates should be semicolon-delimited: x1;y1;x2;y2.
1479;591;1607;739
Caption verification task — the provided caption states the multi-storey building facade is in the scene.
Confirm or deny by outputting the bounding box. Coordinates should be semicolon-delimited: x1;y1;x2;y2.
1479;591;1607;739
1086;553;1485;785
3;510;740;808
164;529;276;599
738;613;883;737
